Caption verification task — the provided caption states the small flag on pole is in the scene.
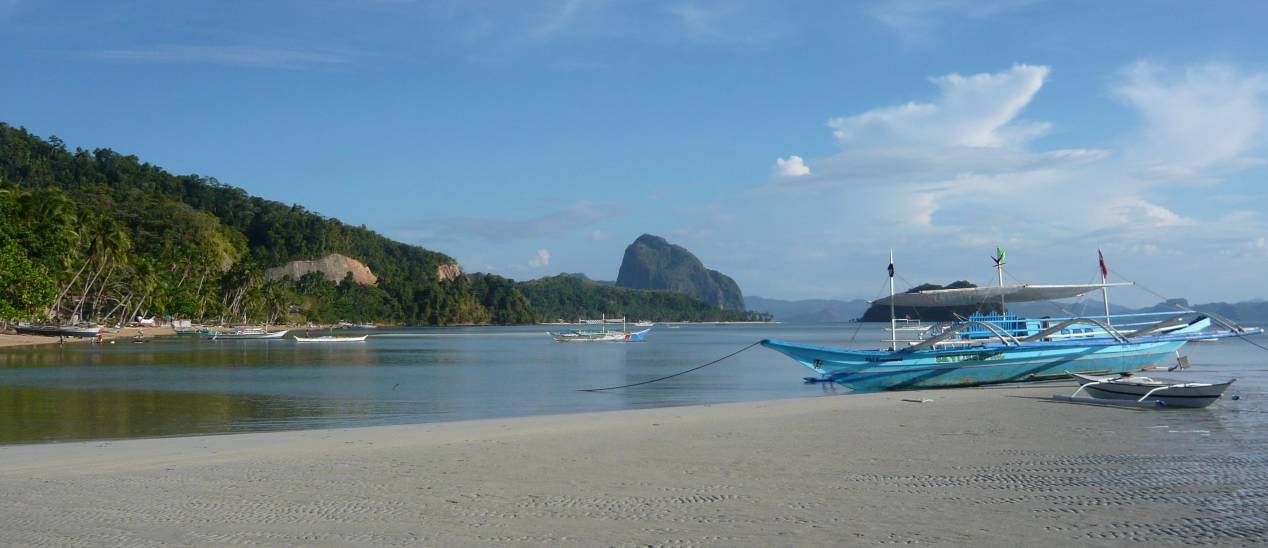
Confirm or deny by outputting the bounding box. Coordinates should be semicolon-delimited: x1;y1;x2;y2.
992;247;1006;266
888;260;895;278
1098;249;1108;279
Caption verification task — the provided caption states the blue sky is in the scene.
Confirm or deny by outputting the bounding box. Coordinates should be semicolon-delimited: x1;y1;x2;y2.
3;0;1267;305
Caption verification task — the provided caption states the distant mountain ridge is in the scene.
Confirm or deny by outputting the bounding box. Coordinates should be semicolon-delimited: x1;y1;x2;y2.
615;234;745;310
752;291;1268;324
744;296;871;323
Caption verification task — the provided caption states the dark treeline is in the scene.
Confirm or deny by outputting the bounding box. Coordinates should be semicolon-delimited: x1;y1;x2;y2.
519;275;771;322
0;124;766;326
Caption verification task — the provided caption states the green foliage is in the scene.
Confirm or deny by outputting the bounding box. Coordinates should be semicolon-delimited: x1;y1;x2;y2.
0;123;491;325
518;274;771;323
468;273;535;325
0;234;56;321
0;123;771;325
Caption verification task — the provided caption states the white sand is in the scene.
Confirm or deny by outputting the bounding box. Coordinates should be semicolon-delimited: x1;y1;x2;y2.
0;384;1261;546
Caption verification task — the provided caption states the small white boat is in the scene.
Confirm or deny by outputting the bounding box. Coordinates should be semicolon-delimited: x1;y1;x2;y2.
633;321;655;327
549;328;650;342
207;328;289;340
1056;372;1235;408
294;334;368;343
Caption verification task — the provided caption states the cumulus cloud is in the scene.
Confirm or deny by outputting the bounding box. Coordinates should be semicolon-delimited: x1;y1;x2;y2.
773;155;810;177
1114;62;1268;183
528;248;551;268
870;0;1041;45
734;61;1268;302
828;64;1050;148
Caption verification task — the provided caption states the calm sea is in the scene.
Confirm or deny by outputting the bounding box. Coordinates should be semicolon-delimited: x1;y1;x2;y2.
1;323;1265;445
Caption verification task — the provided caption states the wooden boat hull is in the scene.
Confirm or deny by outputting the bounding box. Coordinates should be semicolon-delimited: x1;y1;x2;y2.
15;324;103;337
762;337;1187;391
294;335;368;342
1072;373;1233;408
209;329;289;340
548;328;651;342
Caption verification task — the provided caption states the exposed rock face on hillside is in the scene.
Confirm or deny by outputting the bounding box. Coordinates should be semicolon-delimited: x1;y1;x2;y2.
265;253;378;285
615;234;745;310
436;262;463;282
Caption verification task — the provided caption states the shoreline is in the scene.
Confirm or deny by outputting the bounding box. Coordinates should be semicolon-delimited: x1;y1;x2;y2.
1;384;1260;546
0;326;178;349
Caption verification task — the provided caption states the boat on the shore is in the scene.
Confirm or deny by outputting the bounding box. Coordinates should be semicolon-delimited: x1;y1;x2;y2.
762;250;1263;391
207;327;288;340
294;334;368;343
14;323;104;337
1057;372;1235;408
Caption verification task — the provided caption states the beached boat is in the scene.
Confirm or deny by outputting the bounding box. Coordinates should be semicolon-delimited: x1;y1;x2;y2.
761;250;1263;391
14;323;104;337
548;316;651;342
1058;372;1235;408
293;334;369;343
207;327;288;340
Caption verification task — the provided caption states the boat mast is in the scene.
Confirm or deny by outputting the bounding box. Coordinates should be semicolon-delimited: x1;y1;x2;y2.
993;247;1006;314
889;249;897;351
1099;249;1111;327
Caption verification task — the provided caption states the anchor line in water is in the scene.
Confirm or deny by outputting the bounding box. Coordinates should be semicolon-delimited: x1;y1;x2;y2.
578;341;763;392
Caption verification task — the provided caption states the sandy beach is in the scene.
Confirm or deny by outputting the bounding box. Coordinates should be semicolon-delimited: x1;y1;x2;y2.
0;326;177;349
0;383;1261;547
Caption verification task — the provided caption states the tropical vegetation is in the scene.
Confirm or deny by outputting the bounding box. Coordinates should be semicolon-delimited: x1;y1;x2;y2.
0;123;767;326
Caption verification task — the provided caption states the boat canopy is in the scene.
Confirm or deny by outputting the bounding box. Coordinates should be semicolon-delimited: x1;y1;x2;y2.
872;283;1132;308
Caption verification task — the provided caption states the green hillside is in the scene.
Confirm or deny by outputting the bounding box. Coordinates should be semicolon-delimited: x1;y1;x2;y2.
0;123;766;326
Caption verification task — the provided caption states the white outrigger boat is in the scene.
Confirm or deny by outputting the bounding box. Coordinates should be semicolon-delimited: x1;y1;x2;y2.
548;316;651;342
1056;372;1236;408
294;334;369;343
761;249;1262;391
207;327;289;340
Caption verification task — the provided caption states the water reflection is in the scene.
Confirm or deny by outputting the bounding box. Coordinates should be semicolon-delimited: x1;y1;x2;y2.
0;324;1262;445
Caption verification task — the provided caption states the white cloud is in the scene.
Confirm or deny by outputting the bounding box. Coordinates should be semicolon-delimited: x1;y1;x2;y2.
1114;62;1268;183
90;45;354;69
589;229;606;242
724;61;1268;303
828;64;1050;148
870;0;1042;46
528;248;551;268
773;155;810;177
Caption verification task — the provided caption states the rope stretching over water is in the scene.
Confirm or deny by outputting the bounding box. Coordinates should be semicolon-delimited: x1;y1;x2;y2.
579;341;764;392
1109;268;1268;355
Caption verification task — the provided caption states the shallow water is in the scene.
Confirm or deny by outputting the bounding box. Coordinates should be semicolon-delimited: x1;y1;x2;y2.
0;323;1264;444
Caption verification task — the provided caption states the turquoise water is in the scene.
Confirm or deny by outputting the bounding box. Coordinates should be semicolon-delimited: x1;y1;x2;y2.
0;323;1265;444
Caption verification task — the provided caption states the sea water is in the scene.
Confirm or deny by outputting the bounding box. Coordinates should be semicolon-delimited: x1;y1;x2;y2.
0;323;1264;444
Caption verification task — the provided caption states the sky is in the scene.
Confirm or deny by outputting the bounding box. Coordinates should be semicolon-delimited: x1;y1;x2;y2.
2;0;1267;306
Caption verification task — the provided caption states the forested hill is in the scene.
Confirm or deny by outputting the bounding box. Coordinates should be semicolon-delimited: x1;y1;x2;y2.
519;274;770;323
0;123;514;325
0;123;766;326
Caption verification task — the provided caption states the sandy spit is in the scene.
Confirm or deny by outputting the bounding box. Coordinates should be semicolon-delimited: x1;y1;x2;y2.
0;385;1261;547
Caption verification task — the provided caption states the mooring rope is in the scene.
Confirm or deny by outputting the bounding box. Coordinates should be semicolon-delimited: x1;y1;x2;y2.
1109;268;1268;355
579;340;764;392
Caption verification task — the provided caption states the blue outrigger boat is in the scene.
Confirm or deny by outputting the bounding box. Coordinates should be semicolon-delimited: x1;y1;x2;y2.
762;251;1263;391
